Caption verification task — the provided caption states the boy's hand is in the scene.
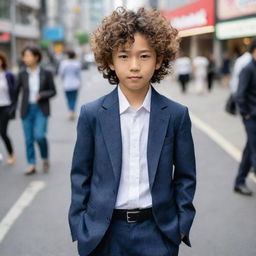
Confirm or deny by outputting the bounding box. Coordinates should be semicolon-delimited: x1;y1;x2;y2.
181;233;185;240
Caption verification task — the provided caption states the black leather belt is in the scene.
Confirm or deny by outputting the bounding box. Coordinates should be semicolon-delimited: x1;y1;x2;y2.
113;208;153;223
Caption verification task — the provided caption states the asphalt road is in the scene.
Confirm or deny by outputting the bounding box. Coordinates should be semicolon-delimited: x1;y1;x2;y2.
0;66;255;256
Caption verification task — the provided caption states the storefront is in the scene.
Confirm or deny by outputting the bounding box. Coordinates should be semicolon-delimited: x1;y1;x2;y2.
216;0;256;56
162;0;215;58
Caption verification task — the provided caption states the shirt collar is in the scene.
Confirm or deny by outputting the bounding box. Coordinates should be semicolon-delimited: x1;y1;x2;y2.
118;85;151;114
27;66;40;75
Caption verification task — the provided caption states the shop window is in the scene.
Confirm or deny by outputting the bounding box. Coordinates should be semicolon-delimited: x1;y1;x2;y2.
16;6;38;26
0;0;10;19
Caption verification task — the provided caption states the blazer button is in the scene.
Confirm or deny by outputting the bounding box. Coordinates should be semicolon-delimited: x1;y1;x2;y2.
112;189;116;195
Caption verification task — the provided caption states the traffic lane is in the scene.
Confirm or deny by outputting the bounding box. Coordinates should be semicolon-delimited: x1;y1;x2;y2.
0;116;34;220
180;127;256;256
0;123;78;256
0;92;68;221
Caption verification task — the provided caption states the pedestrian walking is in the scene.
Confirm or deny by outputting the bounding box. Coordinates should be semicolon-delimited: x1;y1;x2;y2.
0;52;15;165
230;51;252;95
175;51;191;93
234;38;256;196
58;50;81;120
207;54;216;92
15;46;56;175
69;7;196;256
193;55;209;94
220;52;231;87
225;48;252;116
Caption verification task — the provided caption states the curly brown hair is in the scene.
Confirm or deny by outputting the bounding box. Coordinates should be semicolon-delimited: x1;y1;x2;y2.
91;7;180;85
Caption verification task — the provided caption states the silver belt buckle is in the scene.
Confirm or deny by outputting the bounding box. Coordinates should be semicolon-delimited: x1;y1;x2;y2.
127;211;139;223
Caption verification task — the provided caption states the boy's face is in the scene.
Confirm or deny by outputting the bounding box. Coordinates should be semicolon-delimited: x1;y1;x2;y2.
109;33;162;93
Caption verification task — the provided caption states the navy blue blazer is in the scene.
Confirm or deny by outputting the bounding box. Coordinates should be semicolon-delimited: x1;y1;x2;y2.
5;71;15;102
2;71;16;118
69;86;196;256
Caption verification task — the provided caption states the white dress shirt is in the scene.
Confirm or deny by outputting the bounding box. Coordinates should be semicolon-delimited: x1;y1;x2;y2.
58;59;81;91
230;52;251;94
175;57;192;75
0;72;11;107
115;86;152;210
27;67;40;104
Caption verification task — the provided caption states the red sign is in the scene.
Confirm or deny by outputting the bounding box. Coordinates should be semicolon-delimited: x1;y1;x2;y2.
162;0;215;31
0;33;10;42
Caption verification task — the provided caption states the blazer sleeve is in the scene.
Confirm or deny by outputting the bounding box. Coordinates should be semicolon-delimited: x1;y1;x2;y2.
39;71;57;100
68;105;94;242
173;107;196;247
236;66;251;116
6;72;16;118
4;72;14;101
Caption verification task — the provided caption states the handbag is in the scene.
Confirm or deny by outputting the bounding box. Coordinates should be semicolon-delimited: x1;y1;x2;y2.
225;94;237;115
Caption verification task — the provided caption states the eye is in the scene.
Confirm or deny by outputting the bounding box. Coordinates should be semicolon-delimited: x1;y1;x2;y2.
141;54;150;59
118;55;128;59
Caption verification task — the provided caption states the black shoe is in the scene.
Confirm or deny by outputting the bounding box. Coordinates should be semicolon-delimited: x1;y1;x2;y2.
234;184;253;196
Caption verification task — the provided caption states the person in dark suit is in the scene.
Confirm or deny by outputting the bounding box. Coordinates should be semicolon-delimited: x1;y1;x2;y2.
15;46;56;175
69;8;196;256
0;52;15;165
234;38;256;196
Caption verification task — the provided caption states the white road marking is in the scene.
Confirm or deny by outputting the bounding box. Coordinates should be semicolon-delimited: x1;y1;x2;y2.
0;181;46;243
190;112;256;184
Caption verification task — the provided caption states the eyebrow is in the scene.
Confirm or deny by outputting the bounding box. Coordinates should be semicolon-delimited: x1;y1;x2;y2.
118;49;152;53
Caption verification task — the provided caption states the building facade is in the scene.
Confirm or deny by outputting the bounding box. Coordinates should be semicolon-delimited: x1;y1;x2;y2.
161;0;256;67
215;0;256;56
161;0;216;61
0;0;41;68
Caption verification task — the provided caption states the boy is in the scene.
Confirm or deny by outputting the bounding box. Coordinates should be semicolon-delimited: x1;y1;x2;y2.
69;7;196;256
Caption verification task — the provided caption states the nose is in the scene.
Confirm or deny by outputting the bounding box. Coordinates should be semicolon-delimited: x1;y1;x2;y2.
130;57;140;72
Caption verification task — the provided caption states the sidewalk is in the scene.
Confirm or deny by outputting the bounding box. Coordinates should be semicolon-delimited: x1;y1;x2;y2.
157;77;246;152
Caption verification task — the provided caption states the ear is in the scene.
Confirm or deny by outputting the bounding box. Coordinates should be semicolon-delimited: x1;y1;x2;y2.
155;56;163;70
109;62;115;71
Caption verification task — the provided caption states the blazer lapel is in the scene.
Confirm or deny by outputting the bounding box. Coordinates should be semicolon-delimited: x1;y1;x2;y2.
147;87;170;187
22;71;29;89
39;68;45;91
99;87;122;183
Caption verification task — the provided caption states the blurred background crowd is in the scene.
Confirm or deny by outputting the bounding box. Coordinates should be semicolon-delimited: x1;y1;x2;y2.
0;0;255;77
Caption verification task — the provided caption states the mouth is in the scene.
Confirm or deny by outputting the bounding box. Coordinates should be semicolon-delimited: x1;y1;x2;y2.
128;76;142;81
